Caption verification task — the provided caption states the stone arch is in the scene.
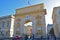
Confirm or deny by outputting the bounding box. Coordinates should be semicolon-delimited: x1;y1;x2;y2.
20;16;36;35
24;20;32;35
24;20;32;26
14;3;46;37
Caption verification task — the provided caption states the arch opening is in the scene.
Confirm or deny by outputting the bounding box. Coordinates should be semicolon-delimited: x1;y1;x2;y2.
24;20;33;35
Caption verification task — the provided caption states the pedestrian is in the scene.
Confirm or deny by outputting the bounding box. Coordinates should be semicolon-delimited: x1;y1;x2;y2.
25;35;28;40
32;34;34;40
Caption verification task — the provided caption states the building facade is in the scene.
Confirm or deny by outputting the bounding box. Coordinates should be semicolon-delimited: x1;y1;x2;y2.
14;3;46;37
0;3;46;37
0;15;15;37
52;7;60;37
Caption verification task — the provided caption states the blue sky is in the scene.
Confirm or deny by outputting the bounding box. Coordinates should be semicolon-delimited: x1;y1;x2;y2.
0;0;60;25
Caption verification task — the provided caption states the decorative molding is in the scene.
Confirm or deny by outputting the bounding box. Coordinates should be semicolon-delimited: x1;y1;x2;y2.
14;9;46;17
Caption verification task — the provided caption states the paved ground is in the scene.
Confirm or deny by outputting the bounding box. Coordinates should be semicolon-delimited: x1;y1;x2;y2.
0;36;60;40
0;38;60;40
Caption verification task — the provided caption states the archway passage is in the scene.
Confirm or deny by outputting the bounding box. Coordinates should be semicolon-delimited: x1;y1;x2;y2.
24;20;32;35
49;28;55;36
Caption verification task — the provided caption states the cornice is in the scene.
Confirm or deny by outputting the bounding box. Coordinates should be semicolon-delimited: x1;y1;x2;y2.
16;3;44;10
0;15;15;20
14;9;46;17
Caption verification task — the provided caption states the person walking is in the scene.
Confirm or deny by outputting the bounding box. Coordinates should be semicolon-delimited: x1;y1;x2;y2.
25;35;28;40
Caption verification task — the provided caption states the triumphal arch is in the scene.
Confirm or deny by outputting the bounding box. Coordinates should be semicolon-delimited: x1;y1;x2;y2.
14;3;46;37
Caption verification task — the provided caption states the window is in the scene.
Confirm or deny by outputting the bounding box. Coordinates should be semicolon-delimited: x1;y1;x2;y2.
16;23;20;28
36;16;42;26
37;28;42;30
36;30;42;35
16;31;20;35
0;22;1;25
2;22;5;27
0;31;4;36
6;31;10;35
7;21;10;27
58;10;60;14
0;31;2;35
16;19;20;28
16;21;20;28
0;22;1;29
37;21;42;26
36;15;42;19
